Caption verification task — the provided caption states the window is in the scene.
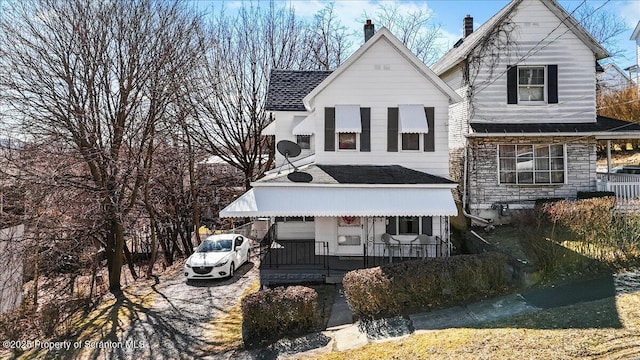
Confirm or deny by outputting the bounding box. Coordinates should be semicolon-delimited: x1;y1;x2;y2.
297;135;311;149
401;133;420;150
498;144;565;185
508;65;557;105
274;216;315;222
386;216;432;235
518;66;545;102
338;133;357;150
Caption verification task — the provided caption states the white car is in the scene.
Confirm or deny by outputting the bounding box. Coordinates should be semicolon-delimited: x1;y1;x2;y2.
184;234;251;280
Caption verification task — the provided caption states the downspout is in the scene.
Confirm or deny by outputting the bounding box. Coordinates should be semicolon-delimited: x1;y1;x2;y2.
462;145;492;225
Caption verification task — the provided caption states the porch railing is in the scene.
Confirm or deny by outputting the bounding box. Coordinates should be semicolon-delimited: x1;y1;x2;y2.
596;173;640;203
364;236;448;268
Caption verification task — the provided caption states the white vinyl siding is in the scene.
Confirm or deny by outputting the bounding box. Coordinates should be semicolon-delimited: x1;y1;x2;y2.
466;0;596;124
312;37;450;177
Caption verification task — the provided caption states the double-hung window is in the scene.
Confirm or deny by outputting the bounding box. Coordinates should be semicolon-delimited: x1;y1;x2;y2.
507;65;558;104
518;66;545;102
498;144;566;184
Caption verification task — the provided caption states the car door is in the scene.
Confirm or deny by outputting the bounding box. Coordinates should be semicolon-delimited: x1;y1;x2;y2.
234;236;245;264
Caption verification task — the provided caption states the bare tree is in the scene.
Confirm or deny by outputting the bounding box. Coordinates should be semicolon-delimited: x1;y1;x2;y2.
0;0;204;293
362;3;443;65
305;2;353;70
571;2;628;61
192;2;318;190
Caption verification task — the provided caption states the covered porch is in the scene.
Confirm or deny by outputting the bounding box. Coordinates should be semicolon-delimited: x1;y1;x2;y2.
596;138;640;207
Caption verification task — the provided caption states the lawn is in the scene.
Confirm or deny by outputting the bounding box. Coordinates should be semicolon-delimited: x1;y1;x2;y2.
310;291;640;360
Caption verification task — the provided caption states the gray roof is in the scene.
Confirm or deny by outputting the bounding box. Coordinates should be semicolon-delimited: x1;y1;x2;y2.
470;116;640;134
318;165;456;185
432;0;609;76
265;70;333;111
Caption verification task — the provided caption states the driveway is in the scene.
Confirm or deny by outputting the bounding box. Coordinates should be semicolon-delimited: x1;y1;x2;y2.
111;259;259;360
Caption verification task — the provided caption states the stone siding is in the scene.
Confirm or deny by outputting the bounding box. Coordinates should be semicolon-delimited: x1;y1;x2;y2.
467;136;597;211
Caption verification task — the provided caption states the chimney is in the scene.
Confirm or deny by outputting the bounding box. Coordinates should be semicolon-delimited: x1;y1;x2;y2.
364;19;375;42
464;14;473;38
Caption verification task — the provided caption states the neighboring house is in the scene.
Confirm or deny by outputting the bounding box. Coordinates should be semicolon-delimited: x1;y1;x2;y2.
630;21;640;87
597;63;632;93
432;0;640;223
221;23;462;285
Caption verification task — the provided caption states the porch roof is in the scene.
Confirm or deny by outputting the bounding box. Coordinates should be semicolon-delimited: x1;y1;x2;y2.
219;186;457;218
469;116;640;137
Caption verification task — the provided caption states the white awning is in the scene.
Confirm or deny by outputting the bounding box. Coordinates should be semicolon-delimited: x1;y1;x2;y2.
220;186;457;217
292;115;314;135
399;104;428;133
262;121;276;136
335;105;361;133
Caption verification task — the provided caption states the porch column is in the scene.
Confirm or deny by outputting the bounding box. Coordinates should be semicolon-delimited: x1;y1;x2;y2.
607;140;612;173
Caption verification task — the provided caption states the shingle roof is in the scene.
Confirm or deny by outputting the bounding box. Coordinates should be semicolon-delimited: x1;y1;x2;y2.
470;116;640;134
317;165;456;185
265;70;333;111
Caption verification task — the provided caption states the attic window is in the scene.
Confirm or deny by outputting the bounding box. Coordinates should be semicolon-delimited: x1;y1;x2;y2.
518;66;545;102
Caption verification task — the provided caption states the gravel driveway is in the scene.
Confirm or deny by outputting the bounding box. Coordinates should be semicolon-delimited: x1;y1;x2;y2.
111;258;259;360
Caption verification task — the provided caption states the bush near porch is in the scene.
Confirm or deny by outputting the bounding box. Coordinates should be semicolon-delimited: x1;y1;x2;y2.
342;252;514;319
241;285;319;349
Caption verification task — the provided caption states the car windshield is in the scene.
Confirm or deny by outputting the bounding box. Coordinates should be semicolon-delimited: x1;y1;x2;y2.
196;239;233;253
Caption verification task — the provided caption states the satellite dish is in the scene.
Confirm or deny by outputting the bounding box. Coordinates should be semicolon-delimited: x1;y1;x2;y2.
277;140;301;158
287;171;313;183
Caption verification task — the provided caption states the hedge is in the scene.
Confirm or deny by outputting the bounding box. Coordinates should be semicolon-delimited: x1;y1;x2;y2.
342;252;513;319
241;286;318;348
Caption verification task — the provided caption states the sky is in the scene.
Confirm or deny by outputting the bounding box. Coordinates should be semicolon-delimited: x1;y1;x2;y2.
206;0;640;67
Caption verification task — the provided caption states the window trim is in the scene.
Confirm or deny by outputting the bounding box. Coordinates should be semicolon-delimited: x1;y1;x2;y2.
517;66;547;104
497;144;567;185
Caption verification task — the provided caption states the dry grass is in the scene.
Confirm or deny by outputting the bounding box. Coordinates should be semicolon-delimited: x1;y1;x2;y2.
203;280;260;353
310;292;640;360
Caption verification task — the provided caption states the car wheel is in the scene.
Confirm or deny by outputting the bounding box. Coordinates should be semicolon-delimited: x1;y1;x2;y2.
228;263;235;278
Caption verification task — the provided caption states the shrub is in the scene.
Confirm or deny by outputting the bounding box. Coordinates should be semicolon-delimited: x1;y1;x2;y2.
342;252;513;319
241;285;318;348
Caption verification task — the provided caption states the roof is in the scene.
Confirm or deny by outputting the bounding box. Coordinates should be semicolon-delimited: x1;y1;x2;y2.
469;116;640;135
219;187;457;218
631;20;640;41
303;27;462;110
265;70;332;111
260;164;455;185
317;165;456;185
432;0;610;76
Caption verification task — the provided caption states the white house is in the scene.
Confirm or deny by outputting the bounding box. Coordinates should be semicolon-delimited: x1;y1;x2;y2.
221;24;462;285
1;224;25;314
597;63;632;93
630;21;640;87
432;0;640;223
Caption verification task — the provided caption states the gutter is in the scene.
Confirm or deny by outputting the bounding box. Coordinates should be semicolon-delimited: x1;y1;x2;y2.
462;145;493;225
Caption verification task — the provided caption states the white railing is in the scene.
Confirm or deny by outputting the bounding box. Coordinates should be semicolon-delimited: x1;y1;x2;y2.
596;173;640;204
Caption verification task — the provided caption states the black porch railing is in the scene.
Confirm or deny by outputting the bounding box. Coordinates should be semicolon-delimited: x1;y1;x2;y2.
364;238;447;268
260;239;329;270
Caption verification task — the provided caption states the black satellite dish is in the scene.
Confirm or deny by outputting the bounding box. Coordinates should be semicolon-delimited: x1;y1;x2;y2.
288;171;313;183
277;140;301;158
275;140;313;183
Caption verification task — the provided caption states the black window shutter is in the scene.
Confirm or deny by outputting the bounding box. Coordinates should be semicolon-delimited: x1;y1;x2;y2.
424;107;435;152
324;107;335;151
421;216;433;236
507;65;518;104
387;108;398;152
386;217;397;235
360;108;371;152
548;65;558;104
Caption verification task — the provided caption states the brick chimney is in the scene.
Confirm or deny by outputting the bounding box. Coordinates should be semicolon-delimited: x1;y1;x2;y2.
464;15;473;38
364;19;375;42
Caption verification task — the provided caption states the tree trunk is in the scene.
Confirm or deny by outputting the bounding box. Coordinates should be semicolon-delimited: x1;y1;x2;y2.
123;243;138;280
106;220;125;294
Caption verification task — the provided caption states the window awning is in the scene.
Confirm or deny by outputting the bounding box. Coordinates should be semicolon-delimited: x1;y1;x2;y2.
335;105;361;133
220;186;457;217
399;104;428;133
262;121;276;136
292;115;314;135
